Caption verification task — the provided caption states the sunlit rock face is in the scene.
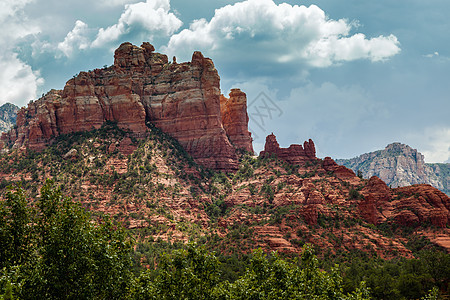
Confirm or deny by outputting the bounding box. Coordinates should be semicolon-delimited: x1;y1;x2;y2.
1;42;255;171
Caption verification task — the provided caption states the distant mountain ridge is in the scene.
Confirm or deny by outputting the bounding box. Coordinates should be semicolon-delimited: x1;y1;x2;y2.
0;102;19;133
337;143;450;195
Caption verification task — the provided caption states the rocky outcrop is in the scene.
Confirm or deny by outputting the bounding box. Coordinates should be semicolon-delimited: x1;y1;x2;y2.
220;89;253;153
358;176;392;225
0;103;19;133
355;177;450;227
259;133;317;164
392;184;450;228
322;155;450;228
1;42;255;171
337;143;450;195
363;176;393;203
322;156;358;180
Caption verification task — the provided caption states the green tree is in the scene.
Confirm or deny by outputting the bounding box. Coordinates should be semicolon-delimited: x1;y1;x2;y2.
133;244;370;300
133;243;221;300
420;250;450;289
0;186;36;299
1;180;134;299
215;245;370;299
0;186;34;269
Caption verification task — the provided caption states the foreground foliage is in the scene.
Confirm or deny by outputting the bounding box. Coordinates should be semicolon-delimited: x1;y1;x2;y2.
132;243;370;300
341;252;449;299
0;180;134;299
0;182;444;300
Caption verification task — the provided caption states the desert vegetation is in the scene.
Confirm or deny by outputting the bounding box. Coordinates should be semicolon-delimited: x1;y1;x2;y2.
0;124;448;299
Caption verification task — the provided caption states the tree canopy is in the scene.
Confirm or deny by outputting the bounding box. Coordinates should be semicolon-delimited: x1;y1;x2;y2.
0;180;134;299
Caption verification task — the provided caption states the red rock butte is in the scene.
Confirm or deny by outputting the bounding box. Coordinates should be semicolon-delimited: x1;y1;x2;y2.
259;133;317;164
0;42;254;171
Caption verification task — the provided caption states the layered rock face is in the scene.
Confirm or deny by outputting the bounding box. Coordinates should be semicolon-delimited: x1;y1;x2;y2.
220;89;253;153
259;133;317;164
392;184;450;227
341;143;427;186
358;176;393;225
1;42;254;171
355;175;450;227
337;143;450;195
425;163;450;195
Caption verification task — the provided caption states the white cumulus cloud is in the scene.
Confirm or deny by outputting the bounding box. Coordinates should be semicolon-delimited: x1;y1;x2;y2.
407;127;450;163
164;0;400;68
57;20;91;58
91;0;182;48
424;51;439;58
0;0;43;105
97;0;140;7
0;53;44;105
0;0;34;21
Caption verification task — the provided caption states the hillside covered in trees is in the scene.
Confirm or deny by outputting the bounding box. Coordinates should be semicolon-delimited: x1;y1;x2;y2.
0;123;448;299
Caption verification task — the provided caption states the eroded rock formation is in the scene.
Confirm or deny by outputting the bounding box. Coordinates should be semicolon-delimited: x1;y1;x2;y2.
259;133;317;164
1;42;254;171
392;184;450;227
358;176;393;225
220;89;253;153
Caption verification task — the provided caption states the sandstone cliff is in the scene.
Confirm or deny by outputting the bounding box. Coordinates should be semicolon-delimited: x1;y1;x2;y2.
0;103;19;133
1;42;254;171
337;143;450;195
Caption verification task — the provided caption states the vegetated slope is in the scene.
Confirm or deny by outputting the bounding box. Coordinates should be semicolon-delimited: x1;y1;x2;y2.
0;103;19;133
0;124;448;262
337;142;450;195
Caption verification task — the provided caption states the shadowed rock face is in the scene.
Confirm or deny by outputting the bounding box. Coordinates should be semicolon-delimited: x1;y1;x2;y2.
220;89;253;154
1;42;254;171
259;133;317;164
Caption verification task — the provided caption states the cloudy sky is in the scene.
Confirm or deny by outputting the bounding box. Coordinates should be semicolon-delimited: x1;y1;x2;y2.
2;0;449;162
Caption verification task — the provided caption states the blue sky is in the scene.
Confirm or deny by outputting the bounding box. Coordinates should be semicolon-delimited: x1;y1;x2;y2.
1;0;449;162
